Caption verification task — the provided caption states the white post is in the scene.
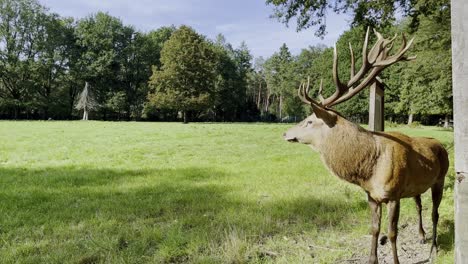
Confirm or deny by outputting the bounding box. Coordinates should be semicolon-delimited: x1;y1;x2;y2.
368;78;384;132
452;0;468;262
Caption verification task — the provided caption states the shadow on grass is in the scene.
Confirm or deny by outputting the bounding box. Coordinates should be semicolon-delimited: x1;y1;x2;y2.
438;219;454;252
0;166;394;262
0;166;364;227
0;167;232;227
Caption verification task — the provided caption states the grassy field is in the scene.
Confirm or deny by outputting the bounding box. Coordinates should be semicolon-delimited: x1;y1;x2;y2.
0;121;455;263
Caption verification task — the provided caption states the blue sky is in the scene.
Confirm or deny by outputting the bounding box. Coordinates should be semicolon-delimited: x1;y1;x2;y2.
39;0;352;58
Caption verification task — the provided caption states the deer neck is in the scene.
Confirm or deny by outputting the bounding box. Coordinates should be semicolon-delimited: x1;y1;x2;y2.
318;120;380;186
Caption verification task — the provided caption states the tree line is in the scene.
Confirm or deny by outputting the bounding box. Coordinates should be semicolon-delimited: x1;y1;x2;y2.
0;0;452;125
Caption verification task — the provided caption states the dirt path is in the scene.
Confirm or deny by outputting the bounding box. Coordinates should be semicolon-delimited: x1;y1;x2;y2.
341;221;434;264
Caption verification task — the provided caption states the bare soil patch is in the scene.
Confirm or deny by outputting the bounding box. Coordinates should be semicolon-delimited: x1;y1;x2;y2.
340;221;435;264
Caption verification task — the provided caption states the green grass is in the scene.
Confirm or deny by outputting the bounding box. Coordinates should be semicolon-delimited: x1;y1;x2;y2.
0;122;454;263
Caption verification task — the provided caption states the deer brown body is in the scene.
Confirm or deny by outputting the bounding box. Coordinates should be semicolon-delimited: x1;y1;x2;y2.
318;118;448;203
284;28;449;264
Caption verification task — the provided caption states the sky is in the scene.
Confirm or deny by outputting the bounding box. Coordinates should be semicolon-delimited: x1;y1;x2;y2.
39;0;352;59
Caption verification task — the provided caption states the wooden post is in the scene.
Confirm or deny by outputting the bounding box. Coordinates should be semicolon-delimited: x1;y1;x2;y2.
368;78;384;132
452;0;468;262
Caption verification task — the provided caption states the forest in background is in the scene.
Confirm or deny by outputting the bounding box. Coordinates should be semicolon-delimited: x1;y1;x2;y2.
0;0;452;124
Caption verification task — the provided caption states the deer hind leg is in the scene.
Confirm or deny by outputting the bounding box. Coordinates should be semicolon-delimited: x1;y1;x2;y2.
387;200;401;264
413;195;426;243
367;194;382;264
430;180;444;260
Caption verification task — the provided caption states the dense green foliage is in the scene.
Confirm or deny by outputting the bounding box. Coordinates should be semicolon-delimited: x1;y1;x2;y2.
146;26;216;123
266;0;450;36
263;0;452;125
0;122;455;263
0;0;174;120
0;0;452;124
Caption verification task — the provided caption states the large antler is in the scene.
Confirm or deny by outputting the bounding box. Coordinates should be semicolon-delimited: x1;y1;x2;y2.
298;76;323;106
309;27;415;107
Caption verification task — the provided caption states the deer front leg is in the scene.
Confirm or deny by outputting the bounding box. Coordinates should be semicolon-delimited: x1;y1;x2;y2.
414;195;426;243
387;200;401;264
368;194;382;264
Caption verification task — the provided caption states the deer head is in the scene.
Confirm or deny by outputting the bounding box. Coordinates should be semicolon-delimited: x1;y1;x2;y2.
283;77;339;149
283;28;415;148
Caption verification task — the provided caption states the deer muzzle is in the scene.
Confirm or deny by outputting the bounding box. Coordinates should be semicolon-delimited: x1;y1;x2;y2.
283;132;299;142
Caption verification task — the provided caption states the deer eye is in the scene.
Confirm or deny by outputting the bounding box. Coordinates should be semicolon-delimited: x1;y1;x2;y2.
307;120;313;125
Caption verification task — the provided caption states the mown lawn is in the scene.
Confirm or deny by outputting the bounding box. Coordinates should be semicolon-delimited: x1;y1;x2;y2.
0;121;454;263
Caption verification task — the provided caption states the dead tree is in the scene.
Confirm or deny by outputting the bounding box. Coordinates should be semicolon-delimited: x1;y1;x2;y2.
75;82;97;120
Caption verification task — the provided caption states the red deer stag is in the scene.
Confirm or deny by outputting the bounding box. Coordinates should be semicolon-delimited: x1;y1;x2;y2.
283;28;449;264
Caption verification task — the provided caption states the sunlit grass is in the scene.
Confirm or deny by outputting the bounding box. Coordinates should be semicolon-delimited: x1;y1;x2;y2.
0;121;454;263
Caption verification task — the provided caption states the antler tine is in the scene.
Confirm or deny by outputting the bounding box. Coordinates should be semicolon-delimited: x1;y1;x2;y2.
344;28;370;89
318;79;325;104
374;36;415;66
383;33;398;56
333;45;344;92
298;83;310;104
320;44;349;106
404;54;417;61
303;76;318;103
311;27;414;108
362;27;370;62
373;28;383;39
329;68;381;106
321;28;374;106
297;77;322;106
398;33;408;53
388;33;398;46
368;35;386;64
386;41;395;54
322;28;415;107
349;42;355;79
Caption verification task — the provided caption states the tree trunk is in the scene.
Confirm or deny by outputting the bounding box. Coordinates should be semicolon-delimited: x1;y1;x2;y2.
265;86;270;114
257;82;262;109
69;84;78;120
444;114;450;128
183;111;188;124
83;106;88;121
279;94;283;121
407;113;413;125
43;83;51;120
451;1;468;262
14;106;18;120
43;107;49;120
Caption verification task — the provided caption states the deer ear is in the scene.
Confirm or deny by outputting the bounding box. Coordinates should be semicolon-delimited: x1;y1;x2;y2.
311;104;337;127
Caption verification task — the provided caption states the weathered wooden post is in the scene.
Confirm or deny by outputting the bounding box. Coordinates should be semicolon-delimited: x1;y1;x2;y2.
452;0;468;262
368;77;384;132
